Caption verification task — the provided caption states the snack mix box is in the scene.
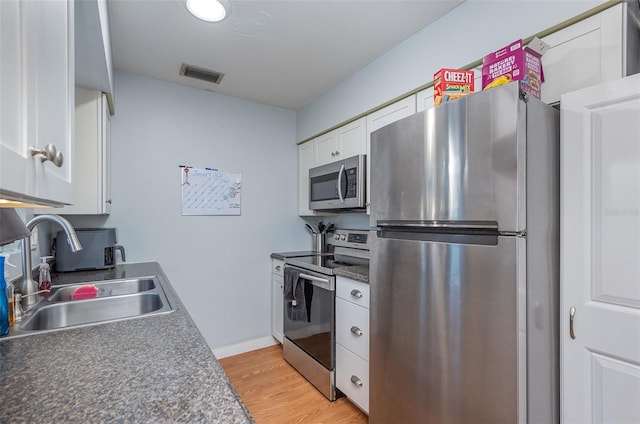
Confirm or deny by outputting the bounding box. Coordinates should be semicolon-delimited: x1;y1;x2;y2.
434;68;475;106
481;38;549;98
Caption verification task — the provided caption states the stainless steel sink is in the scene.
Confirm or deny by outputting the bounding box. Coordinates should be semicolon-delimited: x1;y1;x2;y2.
4;276;175;340
21;293;167;331
47;277;156;301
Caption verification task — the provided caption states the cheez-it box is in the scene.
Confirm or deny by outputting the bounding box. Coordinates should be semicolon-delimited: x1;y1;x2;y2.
434;68;475;106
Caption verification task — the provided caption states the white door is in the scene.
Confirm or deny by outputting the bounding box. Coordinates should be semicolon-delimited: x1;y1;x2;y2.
561;73;640;423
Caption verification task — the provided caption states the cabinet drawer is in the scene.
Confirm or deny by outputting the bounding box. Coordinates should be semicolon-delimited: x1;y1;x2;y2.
272;259;285;277
336;276;369;308
336;344;369;414
336;297;369;361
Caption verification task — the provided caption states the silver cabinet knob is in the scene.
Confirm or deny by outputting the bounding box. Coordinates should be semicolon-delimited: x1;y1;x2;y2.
350;326;363;336
275;265;282;271
350;375;363;387
350;289;363;298
29;144;64;167
106;199;112;204
335;151;340;156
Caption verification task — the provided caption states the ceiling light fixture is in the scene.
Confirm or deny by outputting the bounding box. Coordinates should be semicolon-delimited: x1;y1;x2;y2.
186;0;230;22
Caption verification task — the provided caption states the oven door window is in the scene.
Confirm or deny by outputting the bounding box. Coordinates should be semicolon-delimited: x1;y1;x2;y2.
283;275;335;370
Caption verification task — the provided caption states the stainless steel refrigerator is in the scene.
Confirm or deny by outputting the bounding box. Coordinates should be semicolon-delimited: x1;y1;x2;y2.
369;82;559;424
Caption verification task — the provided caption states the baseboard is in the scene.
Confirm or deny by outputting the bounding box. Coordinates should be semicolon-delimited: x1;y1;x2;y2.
213;335;279;359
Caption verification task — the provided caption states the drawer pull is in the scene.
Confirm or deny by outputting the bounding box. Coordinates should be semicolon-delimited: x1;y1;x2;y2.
350;375;363;387
275;265;282;271
350;326;363;336
350;289;363;299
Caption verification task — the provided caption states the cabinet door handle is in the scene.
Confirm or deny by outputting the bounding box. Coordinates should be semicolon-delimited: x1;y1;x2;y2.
29;144;64;167
331;152;336;157
350;375;363;387
275;265;282;271
106;199;112;204
350;289;363;299
335;150;340;156
569;306;576;339
350;326;363;336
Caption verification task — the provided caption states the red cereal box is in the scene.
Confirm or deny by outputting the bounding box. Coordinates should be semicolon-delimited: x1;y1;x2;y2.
434;68;475;106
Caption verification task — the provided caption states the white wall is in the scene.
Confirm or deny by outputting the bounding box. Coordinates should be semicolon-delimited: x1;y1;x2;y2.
67;71;308;350
297;0;606;141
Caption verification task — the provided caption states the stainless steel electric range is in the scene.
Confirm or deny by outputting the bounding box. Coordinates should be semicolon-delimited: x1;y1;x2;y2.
282;229;369;401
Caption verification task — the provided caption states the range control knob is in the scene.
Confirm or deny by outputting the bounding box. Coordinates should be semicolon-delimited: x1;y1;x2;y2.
334;234;340;240
340;234;347;241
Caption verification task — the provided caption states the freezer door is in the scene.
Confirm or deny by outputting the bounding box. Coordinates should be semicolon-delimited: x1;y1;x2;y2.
370;232;525;424
369;82;525;232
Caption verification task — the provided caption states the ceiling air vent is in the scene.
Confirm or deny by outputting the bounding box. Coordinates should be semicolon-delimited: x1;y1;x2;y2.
179;63;225;85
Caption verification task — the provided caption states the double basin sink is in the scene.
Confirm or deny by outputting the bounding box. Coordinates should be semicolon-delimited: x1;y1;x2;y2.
5;275;175;340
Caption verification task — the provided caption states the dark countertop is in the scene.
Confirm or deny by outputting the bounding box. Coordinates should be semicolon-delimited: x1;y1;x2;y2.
0;262;253;423
273;251;369;283
334;264;369;283
270;251;318;260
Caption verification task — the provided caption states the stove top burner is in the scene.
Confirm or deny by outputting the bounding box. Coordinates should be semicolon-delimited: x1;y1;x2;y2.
285;253;368;275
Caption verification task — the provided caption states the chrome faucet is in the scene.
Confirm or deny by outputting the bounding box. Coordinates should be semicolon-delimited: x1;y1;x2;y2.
20;215;83;308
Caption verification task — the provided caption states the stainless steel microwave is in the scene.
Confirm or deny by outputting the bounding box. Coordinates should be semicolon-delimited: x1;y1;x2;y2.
309;154;366;211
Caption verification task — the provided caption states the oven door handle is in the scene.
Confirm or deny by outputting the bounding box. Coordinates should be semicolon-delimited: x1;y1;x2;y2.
299;273;334;290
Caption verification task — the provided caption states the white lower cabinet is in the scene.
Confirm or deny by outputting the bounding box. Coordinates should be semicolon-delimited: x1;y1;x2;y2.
271;259;284;343
335;276;370;414
336;344;369;412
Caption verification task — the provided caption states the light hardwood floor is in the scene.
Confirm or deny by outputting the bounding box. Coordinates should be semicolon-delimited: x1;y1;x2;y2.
219;344;368;424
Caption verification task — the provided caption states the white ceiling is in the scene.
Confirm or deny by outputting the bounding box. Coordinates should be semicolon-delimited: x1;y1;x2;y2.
108;0;463;111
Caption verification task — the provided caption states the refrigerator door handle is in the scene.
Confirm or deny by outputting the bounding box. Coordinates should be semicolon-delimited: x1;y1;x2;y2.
377;220;498;231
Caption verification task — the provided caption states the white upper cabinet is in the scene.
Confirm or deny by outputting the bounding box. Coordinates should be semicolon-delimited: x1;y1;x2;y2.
27;0;75;205
335;117;367;161
75;0;114;100
313;117;367;166
0;0;35;201
540;3;625;105
0;0;74;206
53;88;111;215
299;117;367;215
313;131;339;167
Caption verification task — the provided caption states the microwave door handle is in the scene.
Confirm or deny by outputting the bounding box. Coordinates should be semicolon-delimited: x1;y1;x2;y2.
337;164;346;203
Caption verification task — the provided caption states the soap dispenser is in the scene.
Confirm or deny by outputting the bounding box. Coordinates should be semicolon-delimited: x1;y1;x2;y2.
0;256;10;336
38;256;53;294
